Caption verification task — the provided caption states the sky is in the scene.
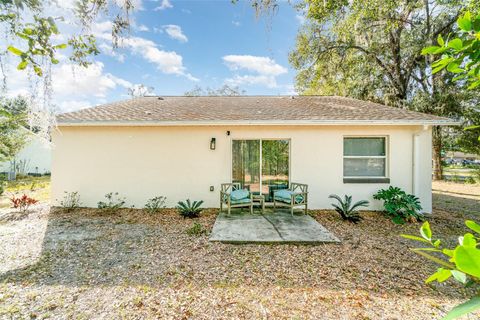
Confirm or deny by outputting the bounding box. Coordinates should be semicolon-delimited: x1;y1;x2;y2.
4;0;304;113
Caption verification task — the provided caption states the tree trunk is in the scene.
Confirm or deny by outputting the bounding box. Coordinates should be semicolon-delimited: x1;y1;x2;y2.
432;126;443;181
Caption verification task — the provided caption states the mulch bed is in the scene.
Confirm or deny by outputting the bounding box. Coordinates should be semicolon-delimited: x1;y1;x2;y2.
0;204;478;319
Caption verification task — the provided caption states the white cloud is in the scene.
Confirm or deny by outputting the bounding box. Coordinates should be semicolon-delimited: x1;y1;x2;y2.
222;55;287;88
99;43;126;62
52;62;132;99
57;100;92;113
295;14;306;25
154;0;172;11
120;36;198;80
232;20;241;27
137;24;150;32
223;55;287;76
92;20;197;81
162;24;188;43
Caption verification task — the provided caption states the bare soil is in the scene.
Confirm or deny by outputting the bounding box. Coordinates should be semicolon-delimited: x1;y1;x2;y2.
0;184;479;319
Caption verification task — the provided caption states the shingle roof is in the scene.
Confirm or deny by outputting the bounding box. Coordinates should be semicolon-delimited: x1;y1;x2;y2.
57;96;456;126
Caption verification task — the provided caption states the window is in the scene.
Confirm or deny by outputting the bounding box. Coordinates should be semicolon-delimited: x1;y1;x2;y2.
343;137;388;180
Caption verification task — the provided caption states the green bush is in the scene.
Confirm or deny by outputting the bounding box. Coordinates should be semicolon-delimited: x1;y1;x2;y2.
60;191;81;212
402;220;480;319
373;186;423;224
144;196;167;214
177;199;204;218
0;178;5;196
186;222;206;236
464;176;476;184
328;194;369;223
97;192;126;213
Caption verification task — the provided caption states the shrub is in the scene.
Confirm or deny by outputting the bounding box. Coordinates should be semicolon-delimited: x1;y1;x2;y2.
373;186;423;224
473;168;480;183
97;192;126;213
0;177;5;196
186;222;207;236
60;191;81;212
10;194;38;213
465;176;476;184
328;194;369;223
177;199;204;218
144;196;167;214
401;220;480;319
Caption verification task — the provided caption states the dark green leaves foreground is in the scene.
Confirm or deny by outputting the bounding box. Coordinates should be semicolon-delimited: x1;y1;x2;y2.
402;220;480;319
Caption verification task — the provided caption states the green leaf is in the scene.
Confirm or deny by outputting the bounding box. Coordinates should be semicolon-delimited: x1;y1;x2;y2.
420;221;432;240
33;65;42;76
7;46;23;56
54;43;67;49
401;234;431;244
460;233;477;247
465;220;480;234
442;296;480;320
411;249;455;269
450;270;467;284
426;268;452;283
446;62;463;73
51;58;59;64
422;46;441;55
447;38;463;51
16;60;28;70
454;246;480;278
457;13;472;32
437;34;445;46
433;239;441;248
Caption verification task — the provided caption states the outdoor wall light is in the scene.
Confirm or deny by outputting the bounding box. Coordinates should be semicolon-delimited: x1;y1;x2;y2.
210;138;216;150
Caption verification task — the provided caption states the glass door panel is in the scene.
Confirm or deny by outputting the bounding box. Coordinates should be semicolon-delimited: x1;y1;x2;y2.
232;140;260;193
261;140;289;201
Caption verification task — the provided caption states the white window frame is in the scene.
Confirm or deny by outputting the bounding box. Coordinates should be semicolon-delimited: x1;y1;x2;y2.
343;136;389;179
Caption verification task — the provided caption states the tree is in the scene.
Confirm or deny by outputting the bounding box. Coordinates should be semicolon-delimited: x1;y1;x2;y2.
423;11;480;89
0;96;29;162
184;85;246;96
1;0;133;78
287;0;479;180
128;84;155;98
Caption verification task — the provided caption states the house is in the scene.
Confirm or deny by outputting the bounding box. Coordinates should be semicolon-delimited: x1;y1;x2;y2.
52;96;457;213
0;132;51;176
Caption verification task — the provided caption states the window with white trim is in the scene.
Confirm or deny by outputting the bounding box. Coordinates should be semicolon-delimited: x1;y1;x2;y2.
343;137;387;178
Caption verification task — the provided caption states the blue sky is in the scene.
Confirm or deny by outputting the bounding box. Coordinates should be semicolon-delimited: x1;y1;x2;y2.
4;0;303;112
64;0;302;111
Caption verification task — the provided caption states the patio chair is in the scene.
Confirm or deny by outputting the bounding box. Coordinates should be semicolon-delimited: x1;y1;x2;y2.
220;183;253;215
273;182;308;215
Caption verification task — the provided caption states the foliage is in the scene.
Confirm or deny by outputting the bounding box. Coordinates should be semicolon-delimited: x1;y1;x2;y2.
177;199;204;218
328;194;369;223
373;186;423;224
184;85;246;96
144;196;167;214
0;96;29;162
10;194;38;213
401;220;480;319
97;192;126;213
286;0;479;180
0;177;5;196
60;191;81;212
423;11;480;89
1;0;133;77
186;222;207;236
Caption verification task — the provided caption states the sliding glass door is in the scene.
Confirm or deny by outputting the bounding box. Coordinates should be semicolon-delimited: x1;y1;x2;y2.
232;139;289;201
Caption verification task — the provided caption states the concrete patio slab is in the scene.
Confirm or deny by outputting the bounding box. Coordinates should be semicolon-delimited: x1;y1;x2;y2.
209;210;340;244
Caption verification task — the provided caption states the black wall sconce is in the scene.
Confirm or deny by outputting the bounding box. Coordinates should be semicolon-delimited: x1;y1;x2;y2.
210;138;216;150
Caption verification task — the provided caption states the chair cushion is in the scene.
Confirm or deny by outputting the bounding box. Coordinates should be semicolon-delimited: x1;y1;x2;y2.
230;189;250;201
231;197;252;205
274;190;304;204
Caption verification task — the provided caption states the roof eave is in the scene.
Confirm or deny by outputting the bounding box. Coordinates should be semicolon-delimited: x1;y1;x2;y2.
56;119;460;126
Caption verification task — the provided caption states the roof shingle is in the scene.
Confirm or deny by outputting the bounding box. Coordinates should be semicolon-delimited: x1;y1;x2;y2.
57;96;456;125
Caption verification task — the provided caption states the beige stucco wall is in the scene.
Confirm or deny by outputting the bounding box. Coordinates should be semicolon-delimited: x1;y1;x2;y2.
51;125;432;213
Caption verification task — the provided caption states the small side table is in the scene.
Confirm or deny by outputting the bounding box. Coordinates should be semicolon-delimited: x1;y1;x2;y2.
252;194;265;213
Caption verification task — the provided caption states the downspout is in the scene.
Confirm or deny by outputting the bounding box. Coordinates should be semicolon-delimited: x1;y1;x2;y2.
412;125;430;205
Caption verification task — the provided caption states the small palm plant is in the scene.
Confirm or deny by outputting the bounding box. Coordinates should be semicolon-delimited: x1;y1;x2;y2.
177;199;204;218
328;194;369;223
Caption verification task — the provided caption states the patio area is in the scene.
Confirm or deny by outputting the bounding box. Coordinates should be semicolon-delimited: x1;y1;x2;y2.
209;209;340;244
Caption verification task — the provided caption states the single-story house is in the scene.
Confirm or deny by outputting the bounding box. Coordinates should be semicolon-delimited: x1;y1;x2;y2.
52;96;456;213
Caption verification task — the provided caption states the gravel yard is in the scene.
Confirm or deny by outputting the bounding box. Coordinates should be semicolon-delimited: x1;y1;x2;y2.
0;184;479;319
